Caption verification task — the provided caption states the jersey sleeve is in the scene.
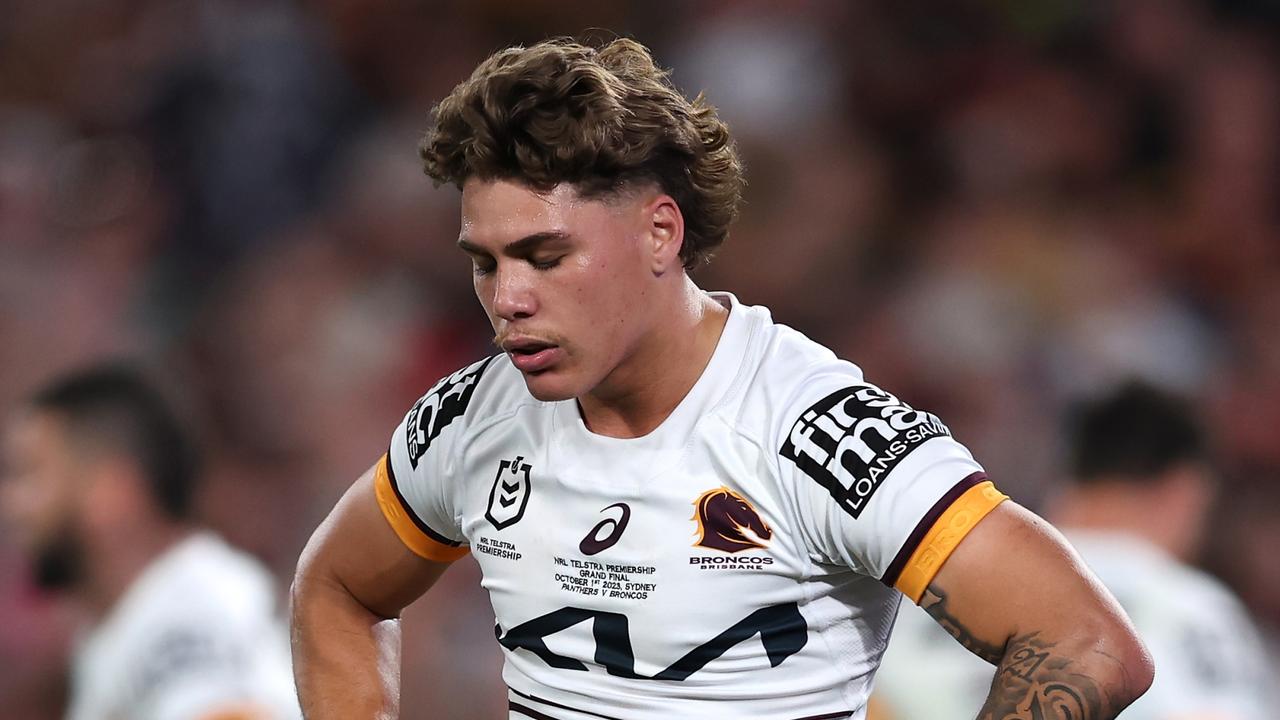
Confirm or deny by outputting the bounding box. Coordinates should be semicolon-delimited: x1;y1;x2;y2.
376;356;495;563
773;370;1007;603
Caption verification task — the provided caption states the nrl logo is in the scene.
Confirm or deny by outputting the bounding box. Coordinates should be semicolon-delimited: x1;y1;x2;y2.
691;487;772;553
486;456;532;531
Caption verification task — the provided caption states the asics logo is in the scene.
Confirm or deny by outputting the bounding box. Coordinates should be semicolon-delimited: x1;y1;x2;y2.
579;503;630;556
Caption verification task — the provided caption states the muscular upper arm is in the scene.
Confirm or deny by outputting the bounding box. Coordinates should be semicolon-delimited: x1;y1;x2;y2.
294;460;450;619
916;501;1154;714
919;502;1121;657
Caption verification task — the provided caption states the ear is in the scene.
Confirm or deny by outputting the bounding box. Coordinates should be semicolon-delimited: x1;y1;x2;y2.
1161;463;1213;500
82;456;149;531
1161;463;1215;516
1154;463;1215;561
644;193;685;275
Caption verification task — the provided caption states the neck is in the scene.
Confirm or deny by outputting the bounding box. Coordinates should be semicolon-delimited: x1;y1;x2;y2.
578;279;729;438
77;521;192;620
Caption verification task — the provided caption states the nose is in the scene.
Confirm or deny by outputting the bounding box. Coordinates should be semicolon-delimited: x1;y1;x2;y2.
490;264;537;321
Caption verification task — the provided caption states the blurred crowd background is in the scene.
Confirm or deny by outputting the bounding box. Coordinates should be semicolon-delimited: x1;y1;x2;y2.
2;1;1278;717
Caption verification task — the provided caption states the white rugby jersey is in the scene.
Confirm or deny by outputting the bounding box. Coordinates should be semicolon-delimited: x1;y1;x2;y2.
68;533;300;720
874;531;1276;719
378;293;1007;720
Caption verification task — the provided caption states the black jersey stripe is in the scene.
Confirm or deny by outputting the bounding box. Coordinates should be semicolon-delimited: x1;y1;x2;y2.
510;687;852;720
881;471;988;588
383;447;463;547
509;701;566;720
509;688;622;720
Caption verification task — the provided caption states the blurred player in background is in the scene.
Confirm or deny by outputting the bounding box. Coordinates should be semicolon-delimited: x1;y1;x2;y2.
874;379;1274;719
293;37;1153;719
1;364;300;720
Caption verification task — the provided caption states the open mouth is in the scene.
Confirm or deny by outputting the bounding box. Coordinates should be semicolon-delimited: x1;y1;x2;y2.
503;338;560;373
507;341;553;357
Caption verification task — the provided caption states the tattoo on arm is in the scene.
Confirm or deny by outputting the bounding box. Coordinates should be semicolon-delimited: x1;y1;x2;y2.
918;583;1123;720
919;585;1005;664
979;632;1113;720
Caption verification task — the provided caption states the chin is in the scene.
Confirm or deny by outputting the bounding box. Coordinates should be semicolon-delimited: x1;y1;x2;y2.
32;531;85;591
519;369;587;403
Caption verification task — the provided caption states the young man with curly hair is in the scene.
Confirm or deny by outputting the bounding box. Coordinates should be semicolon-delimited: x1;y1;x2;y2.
291;38;1153;719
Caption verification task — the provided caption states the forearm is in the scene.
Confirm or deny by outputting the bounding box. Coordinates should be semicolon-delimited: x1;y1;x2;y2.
291;571;402;719
977;631;1143;720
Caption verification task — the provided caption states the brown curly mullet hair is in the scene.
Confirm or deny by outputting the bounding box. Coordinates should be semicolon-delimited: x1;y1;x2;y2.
419;37;744;269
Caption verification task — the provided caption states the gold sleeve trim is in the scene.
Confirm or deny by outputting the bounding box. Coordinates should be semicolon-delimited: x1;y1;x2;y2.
373;454;469;563
894;480;1008;603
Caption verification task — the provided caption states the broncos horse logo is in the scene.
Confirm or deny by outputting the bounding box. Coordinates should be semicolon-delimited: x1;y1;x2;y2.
692;487;773;553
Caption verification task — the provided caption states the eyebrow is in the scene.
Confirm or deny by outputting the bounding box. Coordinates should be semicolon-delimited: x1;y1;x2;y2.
457;230;571;256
